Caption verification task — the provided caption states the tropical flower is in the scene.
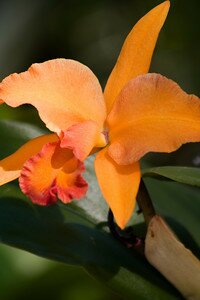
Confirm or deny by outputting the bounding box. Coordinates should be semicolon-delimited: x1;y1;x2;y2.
1;1;200;229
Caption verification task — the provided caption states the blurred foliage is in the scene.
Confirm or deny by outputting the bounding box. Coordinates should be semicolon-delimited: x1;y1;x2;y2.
0;0;199;299
0;0;199;91
0;244;120;300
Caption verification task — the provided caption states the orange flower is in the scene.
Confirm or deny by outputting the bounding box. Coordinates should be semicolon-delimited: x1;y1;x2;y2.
1;1;200;228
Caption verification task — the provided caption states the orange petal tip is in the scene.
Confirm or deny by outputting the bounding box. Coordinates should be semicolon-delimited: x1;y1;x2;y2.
95;149;141;229
0;59;106;132
104;0;170;113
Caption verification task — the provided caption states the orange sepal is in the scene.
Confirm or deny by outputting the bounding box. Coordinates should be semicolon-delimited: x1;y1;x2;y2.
0;134;58;186
19;142;88;205
95;148;141;229
0;59;106;132
108;73;200;165
104;1;170;113
60;120;107;161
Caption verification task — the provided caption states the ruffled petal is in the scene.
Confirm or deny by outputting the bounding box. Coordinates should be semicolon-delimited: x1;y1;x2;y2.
0;134;58;185
19;141;88;205
95;148;141;229
60;120;107;161
0;59;106;132
104;1;170;113
107;73;200;165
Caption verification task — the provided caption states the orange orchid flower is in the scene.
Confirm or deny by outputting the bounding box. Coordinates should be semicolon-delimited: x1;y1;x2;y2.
1;1;200;229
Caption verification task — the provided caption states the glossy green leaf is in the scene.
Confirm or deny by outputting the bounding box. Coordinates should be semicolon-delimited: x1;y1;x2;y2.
141;142;200;169
0;119;48;158
0;186;181;300
0;104;45;128
142;166;200;187
1;120;200;299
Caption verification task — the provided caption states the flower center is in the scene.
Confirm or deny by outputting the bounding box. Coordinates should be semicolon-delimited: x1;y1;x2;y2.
103;129;109;144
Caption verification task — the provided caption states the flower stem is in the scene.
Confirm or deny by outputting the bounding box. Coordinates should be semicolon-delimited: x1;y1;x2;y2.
136;179;156;226
108;209;144;252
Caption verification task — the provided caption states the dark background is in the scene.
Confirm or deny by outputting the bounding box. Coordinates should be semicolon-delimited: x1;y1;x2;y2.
0;0;199;299
0;0;199;93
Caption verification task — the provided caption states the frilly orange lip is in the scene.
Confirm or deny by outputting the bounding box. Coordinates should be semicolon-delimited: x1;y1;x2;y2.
19;141;88;205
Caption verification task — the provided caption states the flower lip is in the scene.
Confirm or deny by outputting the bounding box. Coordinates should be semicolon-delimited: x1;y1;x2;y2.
19;141;88;205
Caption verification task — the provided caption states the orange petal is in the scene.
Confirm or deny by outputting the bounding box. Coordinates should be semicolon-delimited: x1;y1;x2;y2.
19;142;88;205
94;148;141;229
0;134;58;185
107;73;200;165
60;120;107;161
0;59;106;132
104;1;170;113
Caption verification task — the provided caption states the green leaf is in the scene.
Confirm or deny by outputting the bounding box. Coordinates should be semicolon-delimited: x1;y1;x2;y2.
0;186;180;300
141;143;200;169
1;120;199;299
0;119;48;158
142;166;200;187
0;104;45;128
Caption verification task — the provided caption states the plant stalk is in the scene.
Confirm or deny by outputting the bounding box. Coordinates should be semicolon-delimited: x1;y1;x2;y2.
136;179;156;226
